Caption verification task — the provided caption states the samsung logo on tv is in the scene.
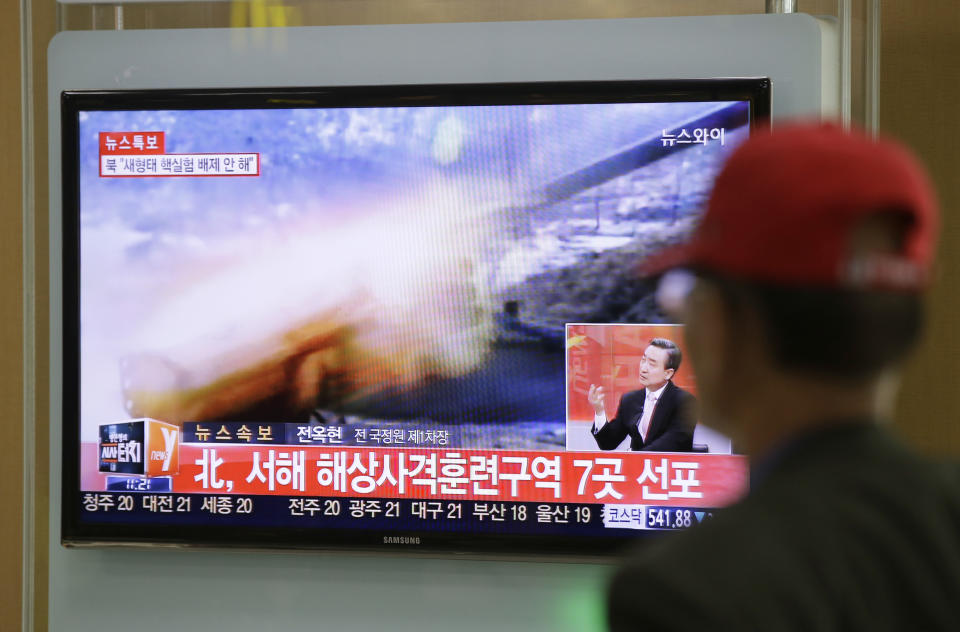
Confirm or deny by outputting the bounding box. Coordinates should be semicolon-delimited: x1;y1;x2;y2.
383;536;421;545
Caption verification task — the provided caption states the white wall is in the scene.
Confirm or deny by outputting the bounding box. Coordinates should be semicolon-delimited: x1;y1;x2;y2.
48;15;834;631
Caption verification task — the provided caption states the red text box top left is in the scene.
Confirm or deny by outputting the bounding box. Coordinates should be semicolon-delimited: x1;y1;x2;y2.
99;132;166;155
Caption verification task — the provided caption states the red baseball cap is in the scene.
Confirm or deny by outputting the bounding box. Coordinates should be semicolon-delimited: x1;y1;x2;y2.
646;122;938;290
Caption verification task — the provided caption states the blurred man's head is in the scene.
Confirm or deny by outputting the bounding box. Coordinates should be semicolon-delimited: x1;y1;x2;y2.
652;122;938;453
639;338;681;391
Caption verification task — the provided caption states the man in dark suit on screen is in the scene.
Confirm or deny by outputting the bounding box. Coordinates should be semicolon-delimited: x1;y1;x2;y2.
589;338;697;452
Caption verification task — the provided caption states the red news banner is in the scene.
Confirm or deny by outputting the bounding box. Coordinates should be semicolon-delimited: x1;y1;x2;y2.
98;131;259;178
85;442;748;508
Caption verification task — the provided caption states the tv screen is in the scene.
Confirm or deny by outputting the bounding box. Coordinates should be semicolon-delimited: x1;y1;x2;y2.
61;79;769;555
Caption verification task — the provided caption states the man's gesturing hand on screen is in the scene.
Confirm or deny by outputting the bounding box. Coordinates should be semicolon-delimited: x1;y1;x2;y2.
588;384;606;417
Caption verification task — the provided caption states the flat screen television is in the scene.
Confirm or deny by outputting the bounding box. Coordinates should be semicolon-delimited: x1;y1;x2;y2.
61;79;769;556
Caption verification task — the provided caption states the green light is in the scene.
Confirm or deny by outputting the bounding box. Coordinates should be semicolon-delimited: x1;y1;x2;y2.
552;570;608;632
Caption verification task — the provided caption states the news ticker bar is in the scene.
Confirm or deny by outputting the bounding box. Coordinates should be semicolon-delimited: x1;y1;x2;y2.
180;421;454;448
96;131;260;178
99;153;259;177
93;442;747;507
95;419;747;506
80;491;717;533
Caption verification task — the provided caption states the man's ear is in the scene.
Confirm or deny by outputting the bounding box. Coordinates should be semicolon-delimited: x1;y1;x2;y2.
683;281;731;385
699;280;771;389
664;367;676;382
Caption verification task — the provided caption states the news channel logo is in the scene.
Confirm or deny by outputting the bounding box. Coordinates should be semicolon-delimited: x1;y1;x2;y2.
98;418;180;477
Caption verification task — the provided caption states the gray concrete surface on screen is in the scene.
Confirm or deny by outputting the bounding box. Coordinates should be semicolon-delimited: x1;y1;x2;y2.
48;15;835;632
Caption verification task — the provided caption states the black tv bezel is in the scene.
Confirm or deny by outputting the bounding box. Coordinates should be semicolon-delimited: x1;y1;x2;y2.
60;78;770;557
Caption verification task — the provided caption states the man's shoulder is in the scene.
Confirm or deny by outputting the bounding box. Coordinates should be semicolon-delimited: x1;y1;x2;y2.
620;389;646;403
663;381;696;405
616;490;785;574
608;436;960;630
608;503;780;630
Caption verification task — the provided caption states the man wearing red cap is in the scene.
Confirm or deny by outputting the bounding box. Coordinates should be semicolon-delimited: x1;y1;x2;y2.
606;123;960;630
